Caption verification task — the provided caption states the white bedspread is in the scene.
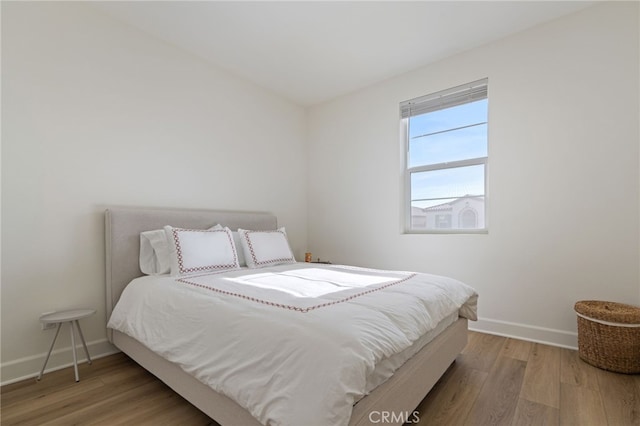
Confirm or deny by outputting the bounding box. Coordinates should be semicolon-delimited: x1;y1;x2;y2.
108;263;477;426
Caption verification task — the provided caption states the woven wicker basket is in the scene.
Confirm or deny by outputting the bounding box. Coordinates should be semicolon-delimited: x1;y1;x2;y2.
574;300;640;374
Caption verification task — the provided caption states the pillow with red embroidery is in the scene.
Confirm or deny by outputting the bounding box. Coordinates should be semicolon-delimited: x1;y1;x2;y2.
164;225;239;276
237;228;296;269
140;224;222;275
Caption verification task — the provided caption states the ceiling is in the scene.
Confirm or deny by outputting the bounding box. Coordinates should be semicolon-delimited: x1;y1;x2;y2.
93;1;597;106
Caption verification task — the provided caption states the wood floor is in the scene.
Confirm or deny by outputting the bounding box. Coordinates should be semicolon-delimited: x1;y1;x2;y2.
415;331;639;426
2;331;638;425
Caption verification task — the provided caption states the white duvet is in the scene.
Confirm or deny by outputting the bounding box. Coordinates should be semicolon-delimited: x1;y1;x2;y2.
107;263;477;426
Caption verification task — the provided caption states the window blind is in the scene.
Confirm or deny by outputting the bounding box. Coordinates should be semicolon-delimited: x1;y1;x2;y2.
400;78;488;118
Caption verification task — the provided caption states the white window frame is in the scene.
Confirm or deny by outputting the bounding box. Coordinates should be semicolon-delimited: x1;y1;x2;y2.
400;78;489;234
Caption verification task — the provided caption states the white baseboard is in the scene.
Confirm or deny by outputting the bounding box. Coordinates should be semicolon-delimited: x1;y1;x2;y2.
469;317;578;350
1;339;120;386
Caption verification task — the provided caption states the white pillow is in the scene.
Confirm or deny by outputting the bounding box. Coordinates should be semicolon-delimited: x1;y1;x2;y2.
165;225;239;276
140;229;172;275
237;228;296;269
232;231;247;267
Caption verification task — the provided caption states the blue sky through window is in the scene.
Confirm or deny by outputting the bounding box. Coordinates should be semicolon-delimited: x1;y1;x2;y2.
409;99;487;209
411;165;485;206
409;99;488;167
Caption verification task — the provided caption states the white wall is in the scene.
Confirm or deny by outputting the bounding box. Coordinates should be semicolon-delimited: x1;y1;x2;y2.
307;2;639;348
1;2;307;383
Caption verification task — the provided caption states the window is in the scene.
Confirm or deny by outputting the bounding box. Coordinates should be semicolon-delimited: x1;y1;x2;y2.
401;78;488;233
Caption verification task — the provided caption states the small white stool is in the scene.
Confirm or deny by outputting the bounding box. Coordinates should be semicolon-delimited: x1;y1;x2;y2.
37;308;96;382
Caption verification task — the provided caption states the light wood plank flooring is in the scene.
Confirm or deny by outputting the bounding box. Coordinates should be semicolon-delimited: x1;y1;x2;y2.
415;331;640;426
2;331;638;425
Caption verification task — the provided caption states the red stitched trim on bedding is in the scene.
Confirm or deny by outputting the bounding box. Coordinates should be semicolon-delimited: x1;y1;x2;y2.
177;272;417;313
243;230;295;267
172;228;239;274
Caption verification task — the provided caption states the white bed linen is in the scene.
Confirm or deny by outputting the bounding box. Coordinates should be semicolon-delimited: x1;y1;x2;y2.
363;310;458;395
108;263;477;426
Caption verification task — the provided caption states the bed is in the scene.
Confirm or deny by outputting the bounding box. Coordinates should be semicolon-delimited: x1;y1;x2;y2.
105;206;477;426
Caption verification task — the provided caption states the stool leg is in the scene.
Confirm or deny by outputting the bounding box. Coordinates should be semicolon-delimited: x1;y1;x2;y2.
37;323;62;381
70;321;79;382
74;320;92;365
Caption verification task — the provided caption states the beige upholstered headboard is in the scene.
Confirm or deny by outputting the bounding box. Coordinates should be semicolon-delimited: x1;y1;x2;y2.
104;207;277;341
